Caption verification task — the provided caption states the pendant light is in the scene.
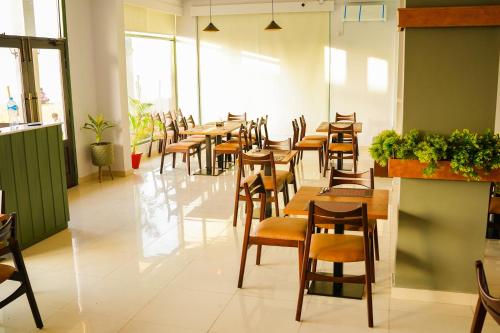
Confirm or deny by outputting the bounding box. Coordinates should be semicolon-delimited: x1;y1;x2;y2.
203;0;219;32
265;0;281;30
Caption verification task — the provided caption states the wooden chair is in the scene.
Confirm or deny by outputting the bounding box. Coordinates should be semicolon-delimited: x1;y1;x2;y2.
292;119;324;173
296;201;373;327
187;115;196;128
171;108;184;122
471;260;500;332
328;168;379;277
233;150;290;227
323;123;357;176
213;125;248;172
160;118;202;176
179;117;206;143
0;213;43;329
264;138;298;193
147;113;164;158
227;112;247;122
257;116;269;148
299;115;328;160
238;174;307;287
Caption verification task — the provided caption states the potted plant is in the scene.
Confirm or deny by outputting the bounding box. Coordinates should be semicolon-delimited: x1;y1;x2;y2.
82;114;115;182
369;129;500;181
129;98;153;169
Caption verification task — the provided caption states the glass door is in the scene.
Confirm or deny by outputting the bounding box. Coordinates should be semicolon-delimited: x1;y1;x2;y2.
0;36;77;187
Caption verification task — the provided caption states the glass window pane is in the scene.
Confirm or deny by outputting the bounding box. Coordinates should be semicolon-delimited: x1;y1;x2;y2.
32;48;67;138
0;0;25;36
0;48;26;124
33;0;61;38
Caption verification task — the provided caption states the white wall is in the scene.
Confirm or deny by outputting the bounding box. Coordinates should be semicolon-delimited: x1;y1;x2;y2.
330;1;398;145
66;0;131;178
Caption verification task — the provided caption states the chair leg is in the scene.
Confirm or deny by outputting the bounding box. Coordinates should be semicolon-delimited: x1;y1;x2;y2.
296;260;309;321
108;166;113;180
274;194;280;217
160;151;166;174
256;245;262;265
147;140;153;158
297;242;304;279
369;234;376;283
172;152;177;169
471;297;487;333
374;224;380;261
233;191;240;227
365;255;374;327
186;152;191;175
318;149;322;173
323;152;329;177
197;147;202;170
311;259;317;273
238;239;250;288
213;152;217;172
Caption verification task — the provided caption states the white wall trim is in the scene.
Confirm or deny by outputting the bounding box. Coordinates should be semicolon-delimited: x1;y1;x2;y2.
125;0;183;16
191;1;335;17
391;287;478;306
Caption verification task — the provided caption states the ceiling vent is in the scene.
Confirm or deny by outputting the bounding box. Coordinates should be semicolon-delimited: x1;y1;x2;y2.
342;3;386;22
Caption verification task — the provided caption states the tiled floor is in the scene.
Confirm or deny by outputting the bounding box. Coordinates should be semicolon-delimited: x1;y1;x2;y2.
0;149;498;332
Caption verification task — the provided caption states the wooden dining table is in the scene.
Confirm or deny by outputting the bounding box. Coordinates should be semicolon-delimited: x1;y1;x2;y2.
180;121;243;175
284;186;389;299
246;148;298;217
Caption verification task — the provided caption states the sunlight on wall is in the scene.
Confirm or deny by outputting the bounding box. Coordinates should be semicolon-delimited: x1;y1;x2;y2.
176;37;199;121
324;47;347;85
367;56;388;92
241;51;281;75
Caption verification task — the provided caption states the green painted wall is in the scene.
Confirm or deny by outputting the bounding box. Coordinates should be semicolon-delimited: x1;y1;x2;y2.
0;125;69;249
396;1;500;293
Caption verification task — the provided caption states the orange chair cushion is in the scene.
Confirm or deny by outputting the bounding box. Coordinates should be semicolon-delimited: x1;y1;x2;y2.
328;143;353;152
214;142;240;153
489;197;500;214
296;140;323;148
309;234;365;262
165;142;198;152
303;135;327;142
0;264;15;283
182;137;206;144
241;172;288;191
255;217;307;241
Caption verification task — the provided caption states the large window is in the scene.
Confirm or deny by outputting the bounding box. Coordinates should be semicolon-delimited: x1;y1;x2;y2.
125;35;176;115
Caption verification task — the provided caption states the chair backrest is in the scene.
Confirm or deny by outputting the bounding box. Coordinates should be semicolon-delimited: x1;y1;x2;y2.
475;260;500;325
299;115;307;140
237;150;278;195
235;124;249;151
180;117;189;131
247;120;258;146
242;173;267;222
292;119;300;147
157;113;174;140
227;112;246;121
187;115;196;128
335;112;356;123
264;138;292;151
258;116;269;144
171;108;183;122
329;168;374;189
327;122;356;148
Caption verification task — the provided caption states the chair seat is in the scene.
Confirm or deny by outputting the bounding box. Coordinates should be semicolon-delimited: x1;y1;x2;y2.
165;142;198;152
242;172;288;191
303;135;327;142
328;143;353;152
182;136;206;144
296;140;323;148
0;264;15;284
317;219;376;232
214;142;240;153
309;233;365;262
489;197;500;214
255;217;307;241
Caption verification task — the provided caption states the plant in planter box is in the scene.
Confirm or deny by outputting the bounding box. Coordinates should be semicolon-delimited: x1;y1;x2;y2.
414;133;448;176
82;114;115;182
129;97;153;169
368;130;401;167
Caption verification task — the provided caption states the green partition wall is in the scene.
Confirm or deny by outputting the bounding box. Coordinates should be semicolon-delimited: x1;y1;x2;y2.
396;0;500;293
0;125;69;249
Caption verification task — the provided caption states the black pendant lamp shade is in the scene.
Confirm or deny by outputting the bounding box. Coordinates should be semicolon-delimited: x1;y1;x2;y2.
265;0;281;30
203;0;219;32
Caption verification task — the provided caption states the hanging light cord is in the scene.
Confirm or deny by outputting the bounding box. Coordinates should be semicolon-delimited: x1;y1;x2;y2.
271;0;275;20
209;0;212;21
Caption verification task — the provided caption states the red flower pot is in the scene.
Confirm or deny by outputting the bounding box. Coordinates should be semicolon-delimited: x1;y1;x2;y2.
131;153;143;169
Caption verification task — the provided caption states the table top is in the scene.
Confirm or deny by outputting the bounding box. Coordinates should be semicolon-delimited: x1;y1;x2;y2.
284;186;389;219
316;122;363;133
245;149;298;165
180;121;243;136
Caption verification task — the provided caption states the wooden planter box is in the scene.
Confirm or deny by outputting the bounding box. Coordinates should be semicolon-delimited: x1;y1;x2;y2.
374;161;389;177
388;159;500;182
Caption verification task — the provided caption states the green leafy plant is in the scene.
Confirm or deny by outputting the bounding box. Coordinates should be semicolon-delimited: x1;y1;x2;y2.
414;134;448;176
129;97;153;154
370;128;500;180
82;114;115;144
368;130;401;167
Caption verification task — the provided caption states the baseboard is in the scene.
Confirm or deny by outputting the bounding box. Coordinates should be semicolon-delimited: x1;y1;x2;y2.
78;169;133;183
391;287;477;306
